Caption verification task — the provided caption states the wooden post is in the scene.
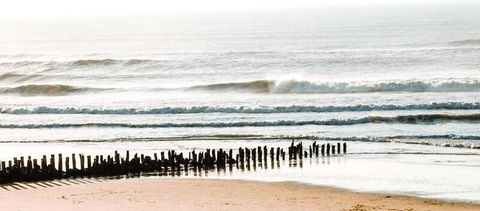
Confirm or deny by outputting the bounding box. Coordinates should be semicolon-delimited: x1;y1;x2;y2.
252;148;256;166
228;149;233;165
87;155;92;170
50;154;55;173
80;154;85;171
343;142;347;153
115;151;120;164
27;157;32;172
309;146;312;158
246;148;250;166
321;144;325;156
326;144;330;156
33;159;38;171
269;147;274;161
42;155;47;169
298;143;303;159
263;146;268;162
258;146;262;163
65;157;70;174
337;142;341;154
58;154;63;173
72;153;77;170
332;145;336;155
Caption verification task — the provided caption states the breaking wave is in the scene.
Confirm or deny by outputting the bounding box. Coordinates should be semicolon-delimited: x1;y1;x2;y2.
0;84;102;96
316;135;480;149
0;134;478;149
1;114;479;128
188;79;480;93
2;102;480;114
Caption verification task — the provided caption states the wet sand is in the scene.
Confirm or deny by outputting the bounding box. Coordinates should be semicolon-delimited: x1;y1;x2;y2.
0;178;478;211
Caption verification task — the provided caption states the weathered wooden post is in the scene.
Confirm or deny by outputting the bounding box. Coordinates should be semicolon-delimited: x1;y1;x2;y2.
298;143;303;159
263;146;268;162
332;145;336;155
252;148;257;166
246;148;251;166
50;154;56;174
58;154;63;173
87;155;92;170
239;147;244;166
269;147;274;161
326;144;330;156
343;142;347;153
72;153;77;170
32;159;38;171
312;141;317;154
276;147;280;161
27;157;32;173
258;146;262;163
337;142;341;154
80;154;85;171
42;155;47;169
65;157;70;174
115;151;120;164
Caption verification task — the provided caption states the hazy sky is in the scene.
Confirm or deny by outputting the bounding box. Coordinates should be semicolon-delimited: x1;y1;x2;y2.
0;0;474;19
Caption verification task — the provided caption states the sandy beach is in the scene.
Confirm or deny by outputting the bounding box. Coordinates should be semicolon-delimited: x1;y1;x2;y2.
0;178;478;211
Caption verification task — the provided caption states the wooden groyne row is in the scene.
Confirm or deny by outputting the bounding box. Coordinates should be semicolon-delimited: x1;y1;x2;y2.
0;141;347;184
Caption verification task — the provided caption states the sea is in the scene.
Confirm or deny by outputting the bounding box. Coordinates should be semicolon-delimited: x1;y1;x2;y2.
1;2;480;202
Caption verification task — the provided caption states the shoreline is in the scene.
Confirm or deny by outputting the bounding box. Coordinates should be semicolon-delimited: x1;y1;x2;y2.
0;178;478;211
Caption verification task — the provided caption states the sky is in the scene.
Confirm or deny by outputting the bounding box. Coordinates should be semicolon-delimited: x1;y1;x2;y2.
0;0;474;20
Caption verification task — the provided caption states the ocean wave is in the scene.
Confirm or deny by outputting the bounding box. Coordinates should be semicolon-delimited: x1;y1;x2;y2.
0;73;44;83
449;38;480;46
0;73;23;80
2;102;480;114
0;114;478;128
0;134;478;149
316;135;480;149
187;79;480;93
0;84;101;96
70;59;121;66
1;59;155;68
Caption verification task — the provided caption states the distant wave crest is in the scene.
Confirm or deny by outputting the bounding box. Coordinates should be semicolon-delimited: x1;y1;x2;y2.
449;38;480;46
0;84;101;96
188;79;480;93
0;59;155;68
2;102;480;114
1;114;479;128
